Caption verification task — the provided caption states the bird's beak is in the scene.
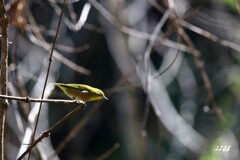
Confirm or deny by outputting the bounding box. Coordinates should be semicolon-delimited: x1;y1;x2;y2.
103;96;108;100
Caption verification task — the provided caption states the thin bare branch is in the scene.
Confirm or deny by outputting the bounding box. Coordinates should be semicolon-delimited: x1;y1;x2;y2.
29;35;91;75
27;9;91;75
0;94;85;104
0;0;9;159
144;9;171;85
88;0;192;53
180;20;240;52
166;0;224;121
148;0;165;13
49;1;101;33
49;105;99;158
153;48;180;79
28;0;66;159
17;104;85;160
54;43;90;54
96;143;120;160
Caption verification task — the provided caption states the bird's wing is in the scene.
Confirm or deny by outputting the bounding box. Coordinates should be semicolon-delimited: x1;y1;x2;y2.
76;85;90;93
81;90;89;93
56;83;92;94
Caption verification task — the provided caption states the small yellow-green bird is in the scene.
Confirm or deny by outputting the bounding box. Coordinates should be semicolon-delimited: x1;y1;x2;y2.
52;82;108;102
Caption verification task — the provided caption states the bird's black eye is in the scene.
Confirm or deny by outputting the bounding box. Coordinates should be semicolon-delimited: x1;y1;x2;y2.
98;91;102;96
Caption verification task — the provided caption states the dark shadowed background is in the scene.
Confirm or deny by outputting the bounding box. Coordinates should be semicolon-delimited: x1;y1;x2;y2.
2;0;240;159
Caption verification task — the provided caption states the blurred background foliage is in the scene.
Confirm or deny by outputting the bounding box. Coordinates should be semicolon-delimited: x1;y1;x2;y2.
2;0;240;159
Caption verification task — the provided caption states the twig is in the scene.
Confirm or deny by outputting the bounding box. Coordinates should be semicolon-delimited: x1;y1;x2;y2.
27;10;90;75
0;94;85;104
29;34;91;75
54;43;90;54
49;1;92;32
180;20;240;52
153;46;180;79
144;9;171;87
28;0;66;159
0;0;9;159
167;0;224;120
148;0;165;13
141;9;170;134
87;0;192;53
96;143;120;160
49;105;99;159
17;104;85;160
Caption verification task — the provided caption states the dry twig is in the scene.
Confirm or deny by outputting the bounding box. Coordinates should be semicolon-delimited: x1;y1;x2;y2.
27;0;66;159
0;0;9;159
0;94;85;104
17;104;86;160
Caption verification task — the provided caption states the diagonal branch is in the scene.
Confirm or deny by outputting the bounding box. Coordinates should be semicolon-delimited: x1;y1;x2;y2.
166;0;224;121
17;104;85;160
88;0;193;53
180;20;240;52
28;0;67;159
